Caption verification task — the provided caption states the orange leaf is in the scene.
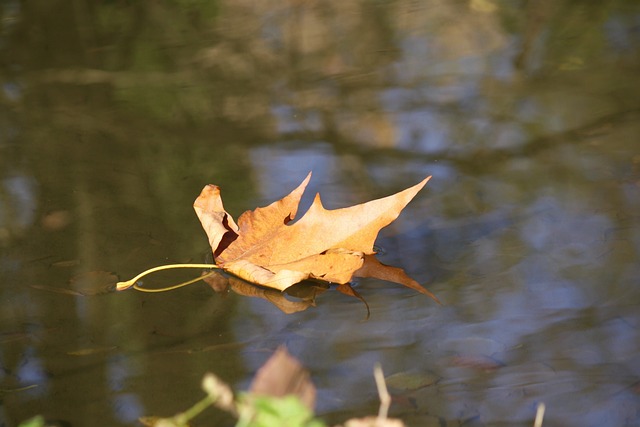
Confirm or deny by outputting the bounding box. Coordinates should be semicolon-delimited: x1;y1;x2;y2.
355;255;441;303
193;172;438;300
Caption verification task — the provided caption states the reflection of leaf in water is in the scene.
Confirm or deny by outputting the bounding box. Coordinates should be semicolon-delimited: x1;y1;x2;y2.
202;270;229;292
284;281;329;299
69;271;118;295
335;283;370;319
201;270;322;314
262;293;314;314
32;272;117;296
29;271;118;296
202;270;372;314
384;371;440;391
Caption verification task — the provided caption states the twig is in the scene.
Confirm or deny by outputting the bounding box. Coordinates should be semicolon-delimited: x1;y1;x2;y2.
533;402;545;427
373;363;391;424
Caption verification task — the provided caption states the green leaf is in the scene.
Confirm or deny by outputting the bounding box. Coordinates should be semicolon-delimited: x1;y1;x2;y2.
238;394;326;427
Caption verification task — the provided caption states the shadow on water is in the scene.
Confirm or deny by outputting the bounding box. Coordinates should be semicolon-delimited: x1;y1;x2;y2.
1;0;640;426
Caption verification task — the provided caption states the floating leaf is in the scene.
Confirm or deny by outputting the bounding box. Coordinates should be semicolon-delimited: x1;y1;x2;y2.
69;271;118;295
194;173;438;302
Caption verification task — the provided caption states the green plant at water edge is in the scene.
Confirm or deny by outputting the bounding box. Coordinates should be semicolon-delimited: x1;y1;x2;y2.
137;347;407;427
138;371;325;427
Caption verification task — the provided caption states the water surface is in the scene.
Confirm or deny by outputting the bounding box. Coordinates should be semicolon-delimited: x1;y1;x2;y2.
1;1;639;426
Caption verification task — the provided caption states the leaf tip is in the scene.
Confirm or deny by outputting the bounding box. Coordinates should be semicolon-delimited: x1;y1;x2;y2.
194;184;221;204
312;192;323;207
426;290;443;305
415;175;432;191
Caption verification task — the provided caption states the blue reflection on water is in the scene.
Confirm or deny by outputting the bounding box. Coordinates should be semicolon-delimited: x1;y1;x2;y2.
111;393;144;424
0;174;38;235
108;355;144;423
272;104;324;134
16;347;48;398
249;144;342;206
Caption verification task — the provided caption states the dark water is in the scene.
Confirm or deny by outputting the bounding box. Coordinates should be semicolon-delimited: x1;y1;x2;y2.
2;1;640;426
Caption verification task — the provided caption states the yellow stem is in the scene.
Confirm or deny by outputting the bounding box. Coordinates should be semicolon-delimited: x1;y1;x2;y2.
116;264;219;291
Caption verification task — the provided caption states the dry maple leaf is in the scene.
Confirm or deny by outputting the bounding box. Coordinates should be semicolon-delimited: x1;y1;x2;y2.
193;172;439;303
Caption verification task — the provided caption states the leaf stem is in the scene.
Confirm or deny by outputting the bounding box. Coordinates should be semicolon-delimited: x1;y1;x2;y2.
166;394;215;426
116;264;219;291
